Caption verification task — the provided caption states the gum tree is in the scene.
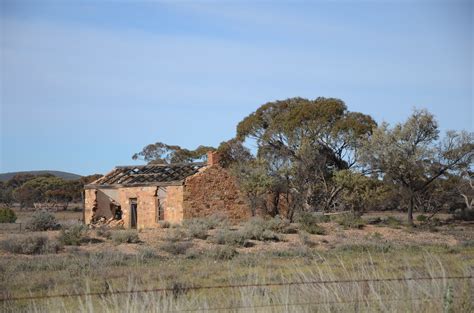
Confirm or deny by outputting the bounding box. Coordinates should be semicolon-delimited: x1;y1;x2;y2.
359;109;473;225
236;97;376;216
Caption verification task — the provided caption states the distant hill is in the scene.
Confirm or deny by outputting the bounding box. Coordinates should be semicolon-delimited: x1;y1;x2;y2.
0;170;82;182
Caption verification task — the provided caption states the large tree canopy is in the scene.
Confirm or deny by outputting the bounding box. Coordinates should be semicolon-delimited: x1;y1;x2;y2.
234;97;376;218
359;109;474;224
236;97;376;170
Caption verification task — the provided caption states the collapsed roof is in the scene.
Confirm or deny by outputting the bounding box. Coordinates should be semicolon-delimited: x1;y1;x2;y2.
85;163;207;188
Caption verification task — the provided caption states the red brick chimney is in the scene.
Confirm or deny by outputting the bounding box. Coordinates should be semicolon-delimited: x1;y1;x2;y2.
207;151;220;166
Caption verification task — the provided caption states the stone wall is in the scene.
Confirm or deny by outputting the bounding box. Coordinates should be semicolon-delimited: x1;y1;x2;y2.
117;186;158;229
84;189;97;224
182;165;251;221
162;186;184;224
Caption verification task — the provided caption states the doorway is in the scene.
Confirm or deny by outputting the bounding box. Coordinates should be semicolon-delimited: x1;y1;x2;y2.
130;198;137;229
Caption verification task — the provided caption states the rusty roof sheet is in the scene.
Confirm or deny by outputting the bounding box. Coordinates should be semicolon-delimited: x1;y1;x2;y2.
87;163;206;187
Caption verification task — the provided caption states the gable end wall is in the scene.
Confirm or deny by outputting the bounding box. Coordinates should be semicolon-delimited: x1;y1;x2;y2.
182;166;251;221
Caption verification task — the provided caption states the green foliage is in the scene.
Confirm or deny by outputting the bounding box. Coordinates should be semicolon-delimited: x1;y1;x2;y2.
161;241;193;255
382;216;403;228
240;217;281;241
58;224;88;246
111;230;140;244
235;97;376;218
1;234;62;254
265;215;295;233
95;226;112;239
183;219;209;239
297;212;327;235
359;109;474;224
216;138;253;168
231;160;276;215
333;212;366;229
25;211;60;231
0;207;17;223
132;142;215;164
206;245;238;260
416;214;428;222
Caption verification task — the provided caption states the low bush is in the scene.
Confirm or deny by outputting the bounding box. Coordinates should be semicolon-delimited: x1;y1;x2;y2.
159;221;171;228
202;213;228;229
111;230;140;244
161;241;193;255
266;215;295;233
297;212;326;235
165;228;188;242
299;231;316;247
382;216;403;228
333;212;366;229
58;224;88;246
241;217;281;241
416;214;428;222
184;219;209;239
0;207;17;223
95;226;112;239
25;211;60;231
137;247;158;261
453;209;474;221
206;245;237;260
1;234;62;254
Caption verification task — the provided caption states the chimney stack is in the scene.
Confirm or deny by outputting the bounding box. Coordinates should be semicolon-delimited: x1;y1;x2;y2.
207;151;220;166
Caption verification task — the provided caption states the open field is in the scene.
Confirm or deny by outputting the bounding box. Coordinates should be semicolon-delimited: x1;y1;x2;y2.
1;210;473;312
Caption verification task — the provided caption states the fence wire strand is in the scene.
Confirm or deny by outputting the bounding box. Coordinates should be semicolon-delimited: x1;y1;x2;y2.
1;275;472;302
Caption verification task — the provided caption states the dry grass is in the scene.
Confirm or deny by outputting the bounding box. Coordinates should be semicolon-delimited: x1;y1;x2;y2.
1;212;473;312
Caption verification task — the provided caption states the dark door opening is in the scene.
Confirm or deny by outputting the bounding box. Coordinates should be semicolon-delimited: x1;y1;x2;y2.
130;198;137;229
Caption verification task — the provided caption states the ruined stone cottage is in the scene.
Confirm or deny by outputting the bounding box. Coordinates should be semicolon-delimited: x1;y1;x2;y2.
83;152;251;228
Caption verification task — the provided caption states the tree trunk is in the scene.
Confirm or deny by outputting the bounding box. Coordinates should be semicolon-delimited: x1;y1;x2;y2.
272;191;280;217
408;195;414;226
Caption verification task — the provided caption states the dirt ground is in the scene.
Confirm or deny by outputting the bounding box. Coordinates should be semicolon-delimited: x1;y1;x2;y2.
1;210;471;258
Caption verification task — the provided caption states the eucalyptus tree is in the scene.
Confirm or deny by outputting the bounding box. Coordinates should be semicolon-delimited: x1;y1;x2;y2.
132;142;215;164
236;97;376;215
359;109;473;225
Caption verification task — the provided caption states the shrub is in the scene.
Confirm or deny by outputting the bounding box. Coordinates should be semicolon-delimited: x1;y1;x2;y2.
239;218;264;239
0;207;17;223
299;231;315;247
266;215;296;234
416;214;428;222
333;213;366;229
137;247;158;261
202;213;228;229
213;228;246;246
95;226;112;239
1;234;62;254
206;245;237;260
382;216;403;228
453;209;474;221
161;241;193;255
184;220;209;239
111;230;140;244
159;221;171;228
58;224;88;246
165;228;188;242
25;211;60;231
297;212;326;235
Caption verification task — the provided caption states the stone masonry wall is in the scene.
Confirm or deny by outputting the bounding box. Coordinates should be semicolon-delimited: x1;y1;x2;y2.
84;189;97;224
162;186;184;224
182;165;251;221
118;186;158;229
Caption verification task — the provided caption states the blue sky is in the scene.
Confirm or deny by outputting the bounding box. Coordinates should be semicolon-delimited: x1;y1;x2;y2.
1;0;472;175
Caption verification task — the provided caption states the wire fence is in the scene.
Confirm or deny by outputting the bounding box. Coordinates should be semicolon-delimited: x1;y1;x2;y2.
171;296;467;312
2;275;472;303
